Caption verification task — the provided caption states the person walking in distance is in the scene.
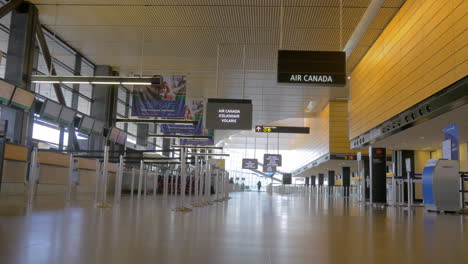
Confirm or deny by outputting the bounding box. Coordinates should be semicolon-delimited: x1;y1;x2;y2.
257;181;262;192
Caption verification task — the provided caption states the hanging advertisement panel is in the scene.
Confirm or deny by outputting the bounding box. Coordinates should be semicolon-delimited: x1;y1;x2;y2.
159;100;214;146
131;75;187;117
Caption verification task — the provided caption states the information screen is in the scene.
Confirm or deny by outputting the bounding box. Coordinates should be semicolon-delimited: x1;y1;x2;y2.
282;173;292;184
263;165;276;173
58;107;75;126
263;154;282;167
108;127;120;142
277;50;346;85
10;88;35;111
116;130;127;145
0;80;15;104
242;159;258;169
206;99;252;130
41;100;62;121
92;120;104;135
80;116;95;134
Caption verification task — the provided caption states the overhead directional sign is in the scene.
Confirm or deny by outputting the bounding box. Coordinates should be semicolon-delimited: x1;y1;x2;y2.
263;165;277;173
242;158;258;169
277;50;346;85
255;125;309;134
264;154;282;167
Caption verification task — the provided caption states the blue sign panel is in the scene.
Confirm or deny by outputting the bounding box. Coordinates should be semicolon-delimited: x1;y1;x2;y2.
443;123;459;160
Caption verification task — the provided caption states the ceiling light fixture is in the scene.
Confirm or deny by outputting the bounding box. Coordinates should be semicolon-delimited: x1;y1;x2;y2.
172;145;223;149
30;75;160;86
148;134;212;140
116;118;198;125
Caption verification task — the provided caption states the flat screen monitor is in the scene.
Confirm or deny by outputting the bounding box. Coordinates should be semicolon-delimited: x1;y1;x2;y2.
58;107;76;126
116;130;127;145
0;80;15;105
205;98;252;130
79;116;95;134
92;120;104;135
41;100;62;121
108;127;120;142
10;88;35;111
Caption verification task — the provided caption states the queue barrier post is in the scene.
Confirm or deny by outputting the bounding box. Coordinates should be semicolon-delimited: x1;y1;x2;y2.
94;160;100;203
28;147;38;205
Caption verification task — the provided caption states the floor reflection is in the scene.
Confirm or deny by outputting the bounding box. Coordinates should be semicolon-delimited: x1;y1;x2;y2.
0;191;467;264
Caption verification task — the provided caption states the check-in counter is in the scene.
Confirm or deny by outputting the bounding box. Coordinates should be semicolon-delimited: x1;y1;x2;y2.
0;143;29;196
1;144;118;200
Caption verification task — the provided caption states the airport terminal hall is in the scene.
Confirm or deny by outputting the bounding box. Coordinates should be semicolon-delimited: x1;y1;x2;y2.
0;0;467;263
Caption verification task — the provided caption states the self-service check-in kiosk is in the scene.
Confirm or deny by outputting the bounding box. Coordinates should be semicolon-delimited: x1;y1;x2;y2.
422;159;460;212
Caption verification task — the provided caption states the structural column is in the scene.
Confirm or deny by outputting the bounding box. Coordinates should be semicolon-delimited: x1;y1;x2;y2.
89;65;117;151
327;170;335;193
342;167;351;197
369;147;387;204
4;2;38;144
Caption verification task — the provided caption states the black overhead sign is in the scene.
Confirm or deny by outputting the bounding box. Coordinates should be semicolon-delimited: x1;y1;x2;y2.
206;98;253;130
277;50;346;85
282;173;292;185
264;154;282;167
242;158;258;169
255;125;309;134
263;165;277;173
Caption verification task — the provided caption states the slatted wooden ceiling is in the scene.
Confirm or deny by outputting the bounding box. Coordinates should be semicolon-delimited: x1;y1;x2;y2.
30;0;405;147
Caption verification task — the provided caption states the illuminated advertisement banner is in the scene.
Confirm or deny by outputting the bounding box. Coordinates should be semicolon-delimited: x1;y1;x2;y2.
131;75;187;117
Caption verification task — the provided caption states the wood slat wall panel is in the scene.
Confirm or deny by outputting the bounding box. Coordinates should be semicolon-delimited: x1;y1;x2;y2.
76;158;97;170
349;0;467;139
38;151;70;167
4;144;28;162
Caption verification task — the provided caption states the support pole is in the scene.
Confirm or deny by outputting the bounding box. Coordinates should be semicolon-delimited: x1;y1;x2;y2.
66;154;74;201
28;146;38;204
94;160;100;203
100;145;109;205
114;155;124;205
137;160;143;200
130;168;135;198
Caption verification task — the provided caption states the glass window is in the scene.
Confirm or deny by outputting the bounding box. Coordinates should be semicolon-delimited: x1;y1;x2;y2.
127;134;136;144
117;101;126;116
81;59;94;76
62;87;73;106
0;25;9;55
33;122;60;144
0;55;6;79
118;87;127;101
45;31;76;70
79;83;92;98
35;82;58;101
127;123;137;136
77;96;91;115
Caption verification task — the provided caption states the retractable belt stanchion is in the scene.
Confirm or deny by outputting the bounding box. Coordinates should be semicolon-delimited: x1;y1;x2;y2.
153;169;159;199
214;168;219;202
176;147;191;212
137;160;143;201
28;147;38;205
66;154;74;202
94;160;101;203
143;166;148;197
192;156;200;206
163;169;169;200
205;162;211;204
97;145;110;208
114;155;124;205
130;168;135;199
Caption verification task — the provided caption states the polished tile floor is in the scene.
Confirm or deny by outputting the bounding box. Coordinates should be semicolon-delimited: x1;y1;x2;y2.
0;191;467;264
